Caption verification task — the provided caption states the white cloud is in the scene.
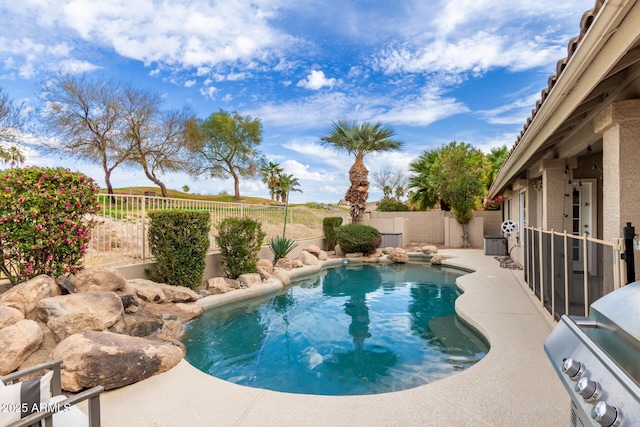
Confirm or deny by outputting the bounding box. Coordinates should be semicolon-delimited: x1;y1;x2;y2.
281;140;346;171
0;37;78;78
281;159;332;182
375;31;566;76
297;70;336;90
374;93;469;127
184;79;196;87
246;92;358;129
199;85;217;100
476;92;540;125
58;0;300;70
56;59;100;74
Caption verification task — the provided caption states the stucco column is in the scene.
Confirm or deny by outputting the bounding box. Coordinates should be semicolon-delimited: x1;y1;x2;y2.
540;159;573;231
594;99;640;243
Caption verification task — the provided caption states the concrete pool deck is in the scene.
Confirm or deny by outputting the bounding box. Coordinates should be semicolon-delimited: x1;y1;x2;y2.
98;249;568;426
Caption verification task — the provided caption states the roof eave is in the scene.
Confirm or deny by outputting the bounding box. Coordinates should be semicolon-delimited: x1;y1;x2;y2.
489;0;638;198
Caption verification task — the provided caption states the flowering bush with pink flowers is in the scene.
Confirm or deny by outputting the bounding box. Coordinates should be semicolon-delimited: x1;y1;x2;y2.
0;167;100;285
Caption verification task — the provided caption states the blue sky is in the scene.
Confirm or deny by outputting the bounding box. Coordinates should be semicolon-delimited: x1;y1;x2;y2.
0;0;594;203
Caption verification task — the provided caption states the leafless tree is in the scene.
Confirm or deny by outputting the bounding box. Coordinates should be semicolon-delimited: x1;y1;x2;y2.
40;74;131;195
0;87;28;164
0;87;26;143
40;74;197;198
372;168;408;200
122;86;199;198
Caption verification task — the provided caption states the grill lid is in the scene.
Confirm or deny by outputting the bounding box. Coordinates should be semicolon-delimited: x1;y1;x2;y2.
590;281;640;341
587;281;640;385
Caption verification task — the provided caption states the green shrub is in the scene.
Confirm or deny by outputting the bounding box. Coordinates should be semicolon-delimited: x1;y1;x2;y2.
268;236;299;265
322;216;343;251
376;198;410;212
335;223;381;255
147;210;210;289
0;167;100;284
215;217;265;279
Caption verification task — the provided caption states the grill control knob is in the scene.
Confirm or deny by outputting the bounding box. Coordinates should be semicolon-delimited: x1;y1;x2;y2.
592;401;621;427
576;377;600;401
562;358;584;380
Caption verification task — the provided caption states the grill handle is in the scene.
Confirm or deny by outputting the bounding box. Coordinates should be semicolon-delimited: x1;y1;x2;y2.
572;316;598;329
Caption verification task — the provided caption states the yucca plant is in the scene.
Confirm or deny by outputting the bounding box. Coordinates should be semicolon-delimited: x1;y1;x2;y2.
268;236;299;265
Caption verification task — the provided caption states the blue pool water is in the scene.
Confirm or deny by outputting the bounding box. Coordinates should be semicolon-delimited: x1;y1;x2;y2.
184;263;488;395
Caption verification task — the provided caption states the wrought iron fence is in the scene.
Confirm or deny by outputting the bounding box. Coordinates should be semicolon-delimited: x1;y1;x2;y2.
83;194;350;268
523;226;626;319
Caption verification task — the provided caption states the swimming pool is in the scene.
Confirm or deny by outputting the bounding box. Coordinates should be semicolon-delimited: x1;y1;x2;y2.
184;263;488;396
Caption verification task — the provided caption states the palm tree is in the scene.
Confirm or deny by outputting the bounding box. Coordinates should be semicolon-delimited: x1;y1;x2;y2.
274;173;302;204
260;161;284;201
486;145;508;188
1;145;25;168
320;119;403;223
408;149;441;211
273;173;302;238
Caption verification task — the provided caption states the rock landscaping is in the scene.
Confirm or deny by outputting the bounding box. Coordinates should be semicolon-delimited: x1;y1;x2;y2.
0;243;429;392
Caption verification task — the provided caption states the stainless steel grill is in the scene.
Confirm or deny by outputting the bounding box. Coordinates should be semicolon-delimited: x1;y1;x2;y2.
545;281;640;426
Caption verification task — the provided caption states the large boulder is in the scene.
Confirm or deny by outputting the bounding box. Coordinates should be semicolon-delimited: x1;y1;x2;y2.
142;302;203;323
256;265;272;281
422;245;438;255
256;259;274;281
318;250;328;261
0;319;44;375
70;266;127;293
388;248;409;263
430;255;445;265
161;284;199;303
127;279;166;303
303;245;321;258
300;251;319;266
127;279;199;304
206;277;241;294
257;259;274;272
160;315;186;341
239;273;262;288
275;258;294;270
0;305;24;329
51;331;183;391
124;311;164;337
270;268;291;286
47;313;105;343
0;275;60;318
37;291;124;331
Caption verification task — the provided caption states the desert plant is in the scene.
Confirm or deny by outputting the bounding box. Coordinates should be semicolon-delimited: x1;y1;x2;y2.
215;217;266;279
268;236;299;265
322;216;343;251
335;223;381;255
147;210;210;289
0;167;100;284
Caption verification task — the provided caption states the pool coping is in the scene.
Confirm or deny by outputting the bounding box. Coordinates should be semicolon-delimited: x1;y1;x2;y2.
97;249;567;426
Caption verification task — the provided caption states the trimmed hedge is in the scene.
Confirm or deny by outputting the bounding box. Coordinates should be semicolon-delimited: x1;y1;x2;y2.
147;210;210;289
376;198;410;212
215;217;265;279
335;223;381;255
322;216;343;251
